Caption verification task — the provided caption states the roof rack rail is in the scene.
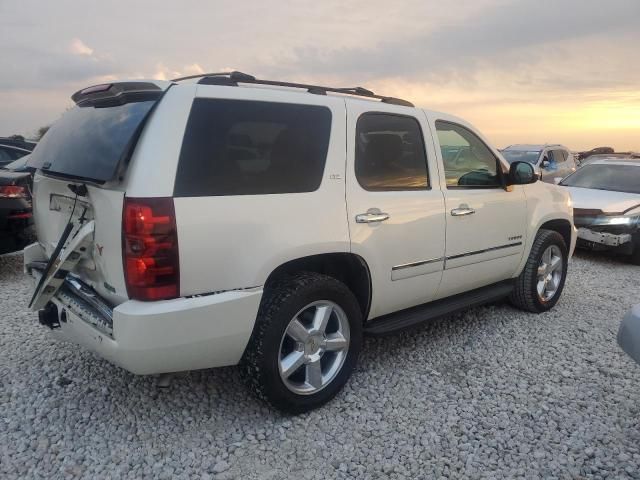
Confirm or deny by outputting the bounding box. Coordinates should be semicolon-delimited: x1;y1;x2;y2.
171;71;414;107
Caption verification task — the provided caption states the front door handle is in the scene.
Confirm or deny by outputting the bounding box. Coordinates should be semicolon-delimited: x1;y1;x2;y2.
356;212;390;223
451;205;475;216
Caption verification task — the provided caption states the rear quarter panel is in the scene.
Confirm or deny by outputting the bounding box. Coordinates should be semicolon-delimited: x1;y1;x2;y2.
171;87;350;295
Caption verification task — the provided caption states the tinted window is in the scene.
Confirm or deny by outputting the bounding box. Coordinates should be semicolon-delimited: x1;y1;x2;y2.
355;113;428;191
175;99;332;196
435;121;501;188
27;100;156;182
560;164;640;194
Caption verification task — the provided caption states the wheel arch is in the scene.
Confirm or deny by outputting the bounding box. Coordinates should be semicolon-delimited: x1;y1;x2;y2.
264;253;372;321
538;218;572;250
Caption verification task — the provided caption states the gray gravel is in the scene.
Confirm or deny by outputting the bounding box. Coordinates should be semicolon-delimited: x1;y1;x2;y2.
1;250;639;479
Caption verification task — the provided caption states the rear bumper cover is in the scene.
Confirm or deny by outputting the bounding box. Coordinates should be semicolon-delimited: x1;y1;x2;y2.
618;304;640;365
25;243;262;375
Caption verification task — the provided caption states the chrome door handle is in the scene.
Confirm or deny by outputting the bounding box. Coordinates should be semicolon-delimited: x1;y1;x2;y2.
356;212;390;223
451;205;475;216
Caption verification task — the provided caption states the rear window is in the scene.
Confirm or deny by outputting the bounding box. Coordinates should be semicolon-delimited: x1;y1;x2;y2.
27;100;156;182
174;98;332;196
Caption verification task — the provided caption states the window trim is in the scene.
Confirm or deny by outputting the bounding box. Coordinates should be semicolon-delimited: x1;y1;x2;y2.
434;119;506;190
355;111;431;192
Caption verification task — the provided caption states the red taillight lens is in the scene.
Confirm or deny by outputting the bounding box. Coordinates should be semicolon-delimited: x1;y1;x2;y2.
0;185;27;198
122;197;179;301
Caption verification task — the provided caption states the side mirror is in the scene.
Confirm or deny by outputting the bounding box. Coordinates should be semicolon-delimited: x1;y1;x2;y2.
508;161;538;185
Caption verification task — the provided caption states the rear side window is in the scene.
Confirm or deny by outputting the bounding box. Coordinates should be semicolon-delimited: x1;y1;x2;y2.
355;113;429;191
174;99;332;196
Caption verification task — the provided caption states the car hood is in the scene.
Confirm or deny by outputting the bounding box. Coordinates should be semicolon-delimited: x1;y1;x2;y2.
564;186;640;215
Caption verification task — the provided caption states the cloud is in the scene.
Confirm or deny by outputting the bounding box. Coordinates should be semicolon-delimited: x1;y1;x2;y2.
263;0;640;85
69;38;93;56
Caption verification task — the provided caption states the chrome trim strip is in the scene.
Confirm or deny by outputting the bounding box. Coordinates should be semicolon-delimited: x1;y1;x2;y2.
446;242;523;261
392;257;445;271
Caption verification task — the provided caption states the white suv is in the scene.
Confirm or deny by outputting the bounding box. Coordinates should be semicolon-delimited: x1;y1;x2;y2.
24;72;576;412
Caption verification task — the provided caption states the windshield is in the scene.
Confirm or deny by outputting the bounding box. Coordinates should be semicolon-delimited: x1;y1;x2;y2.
501;150;541;164
560;164;640;194
27;99;156;182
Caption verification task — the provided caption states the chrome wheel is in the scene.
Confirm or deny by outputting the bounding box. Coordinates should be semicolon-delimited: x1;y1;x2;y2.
278;300;350;395
536;245;563;302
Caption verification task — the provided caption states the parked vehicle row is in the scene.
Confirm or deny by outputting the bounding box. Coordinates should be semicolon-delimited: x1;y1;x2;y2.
0;140;35;247
22;72;575;412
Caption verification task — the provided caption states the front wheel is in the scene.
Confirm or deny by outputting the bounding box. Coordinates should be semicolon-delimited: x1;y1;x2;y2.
241;272;362;413
510;229;568;313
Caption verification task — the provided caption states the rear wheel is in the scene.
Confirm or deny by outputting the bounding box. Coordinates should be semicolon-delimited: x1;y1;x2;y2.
510;229;568;313
241;272;362;413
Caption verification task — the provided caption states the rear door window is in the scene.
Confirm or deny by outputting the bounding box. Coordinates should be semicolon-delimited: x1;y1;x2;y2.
355;113;429;191
174;99;332;196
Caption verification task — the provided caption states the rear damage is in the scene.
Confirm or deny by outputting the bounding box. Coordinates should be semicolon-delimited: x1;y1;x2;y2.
23;79;262;374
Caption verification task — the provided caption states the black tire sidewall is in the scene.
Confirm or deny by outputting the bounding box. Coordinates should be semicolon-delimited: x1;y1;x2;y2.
256;276;362;413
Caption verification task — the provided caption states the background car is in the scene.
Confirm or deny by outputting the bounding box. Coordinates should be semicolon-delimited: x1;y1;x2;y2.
578;153;640;167
577;146;614;163
0;143;31;167
560;158;640;264
501;144;577;184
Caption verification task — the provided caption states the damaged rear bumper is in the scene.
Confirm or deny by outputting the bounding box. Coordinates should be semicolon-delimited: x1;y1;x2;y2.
24;242;263;375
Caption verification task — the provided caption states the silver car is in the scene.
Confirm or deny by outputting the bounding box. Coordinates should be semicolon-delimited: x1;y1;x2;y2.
559;158;640;264
502;144;577;184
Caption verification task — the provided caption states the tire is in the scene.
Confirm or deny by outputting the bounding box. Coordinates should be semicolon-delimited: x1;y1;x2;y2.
510;229;568;313
240;272;363;414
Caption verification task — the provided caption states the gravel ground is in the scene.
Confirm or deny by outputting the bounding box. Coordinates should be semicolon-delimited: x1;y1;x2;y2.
1;251;639;479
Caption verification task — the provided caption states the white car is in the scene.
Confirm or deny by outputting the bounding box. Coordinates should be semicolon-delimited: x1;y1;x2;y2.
502;144;577;184
23;72;576;412
560;158;640;264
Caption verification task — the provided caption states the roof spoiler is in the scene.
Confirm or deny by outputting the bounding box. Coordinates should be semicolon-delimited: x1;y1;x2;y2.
71;82;164;107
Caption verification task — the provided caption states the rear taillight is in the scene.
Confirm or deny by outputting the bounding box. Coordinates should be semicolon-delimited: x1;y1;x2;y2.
0;185;27;198
122;197;179;301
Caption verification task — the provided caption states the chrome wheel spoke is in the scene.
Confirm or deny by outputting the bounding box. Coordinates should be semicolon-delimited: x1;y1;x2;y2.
324;332;348;352
536;245;564;302
286;318;309;342
280;351;305;378
306;359;323;389
278;300;351;395
312;305;332;333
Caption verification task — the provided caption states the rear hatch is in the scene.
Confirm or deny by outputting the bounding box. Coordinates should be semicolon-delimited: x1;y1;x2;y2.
27;81;170;307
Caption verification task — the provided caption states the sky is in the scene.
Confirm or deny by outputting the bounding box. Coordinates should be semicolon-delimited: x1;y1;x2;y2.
1;0;639;151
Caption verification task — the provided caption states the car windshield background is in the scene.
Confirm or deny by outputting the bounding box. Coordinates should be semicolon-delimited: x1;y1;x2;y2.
174;98;332;196
435;121;500;187
561;164;640;194
501;150;541;164
27;100;156;182
355;113;429;191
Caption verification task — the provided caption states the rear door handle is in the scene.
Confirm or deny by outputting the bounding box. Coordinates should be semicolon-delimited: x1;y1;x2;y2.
356;212;390;223
451;205;475;216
